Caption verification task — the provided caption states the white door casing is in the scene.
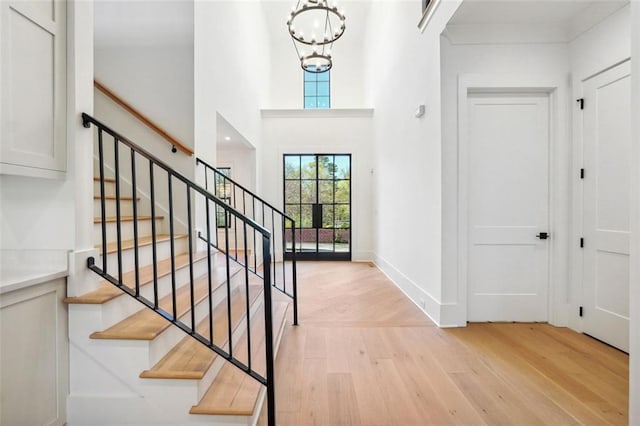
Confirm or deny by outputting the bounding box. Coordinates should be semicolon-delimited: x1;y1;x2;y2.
466;92;551;322
581;60;631;352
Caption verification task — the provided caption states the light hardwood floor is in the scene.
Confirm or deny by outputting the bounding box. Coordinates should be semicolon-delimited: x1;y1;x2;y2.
259;261;628;425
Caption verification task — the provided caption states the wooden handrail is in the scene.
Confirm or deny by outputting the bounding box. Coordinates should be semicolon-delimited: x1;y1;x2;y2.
93;79;194;156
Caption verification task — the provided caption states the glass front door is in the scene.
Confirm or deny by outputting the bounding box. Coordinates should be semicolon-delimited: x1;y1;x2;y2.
284;154;351;260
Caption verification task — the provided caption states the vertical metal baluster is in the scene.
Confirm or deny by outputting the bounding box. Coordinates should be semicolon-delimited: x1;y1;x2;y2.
281;216;287;295
150;161;159;307
206;197;214;344
243;222;252;371
262;204;265;277
168;175;177;319
224;206;233;357
187;187;195;331
203;162;209;191
242;190;246;216
253;197;257;274
242;192;247;267
271;210;276;290
131;148;140;296
291;220;298;326
232;178;238;261
262;236;275;426
97;129;108;273
114;137;123;283
215;171;220;248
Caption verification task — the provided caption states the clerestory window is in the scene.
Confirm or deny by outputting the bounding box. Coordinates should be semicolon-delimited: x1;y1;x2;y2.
303;70;330;109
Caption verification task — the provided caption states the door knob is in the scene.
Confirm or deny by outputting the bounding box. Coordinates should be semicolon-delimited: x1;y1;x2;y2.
536;232;549;240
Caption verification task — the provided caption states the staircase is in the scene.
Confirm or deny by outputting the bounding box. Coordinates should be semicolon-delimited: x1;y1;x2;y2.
65;113;296;425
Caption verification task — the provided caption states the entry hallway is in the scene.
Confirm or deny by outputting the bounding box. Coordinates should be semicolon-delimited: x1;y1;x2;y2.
259;261;628;425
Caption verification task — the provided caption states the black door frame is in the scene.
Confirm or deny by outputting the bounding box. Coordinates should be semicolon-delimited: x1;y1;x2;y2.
283;153;352;261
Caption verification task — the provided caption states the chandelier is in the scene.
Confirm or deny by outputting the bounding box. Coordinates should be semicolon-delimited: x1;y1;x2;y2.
286;0;346;73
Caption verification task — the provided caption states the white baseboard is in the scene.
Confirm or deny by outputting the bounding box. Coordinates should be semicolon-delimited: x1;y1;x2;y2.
373;253;468;328
373;253;442;326
352;250;374;262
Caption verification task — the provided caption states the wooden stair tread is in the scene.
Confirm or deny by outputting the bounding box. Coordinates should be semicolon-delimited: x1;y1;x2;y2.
98;234;188;255
89;260;243;340
94;195;140;201
94;215;162;223
140;284;263;380
189;301;289;416
64;251;209;305
94;177;116;182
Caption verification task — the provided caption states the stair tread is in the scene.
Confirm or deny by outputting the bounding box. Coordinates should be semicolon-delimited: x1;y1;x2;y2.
94;195;140;201
89;259;243;340
94;215;163;223
65;251;209;305
94;177;116;182
189;301;289;416
98;234;188;255
140;283;263;380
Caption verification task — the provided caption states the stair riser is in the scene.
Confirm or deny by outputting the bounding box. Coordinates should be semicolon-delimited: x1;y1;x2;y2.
99;256;214;330
195;294;264;400
147;270;248;367
100;236;189;273
94;198;137;217
76;266;246;385
94;218;164;243
132;282;265;406
93;180;117;198
68;394;257;426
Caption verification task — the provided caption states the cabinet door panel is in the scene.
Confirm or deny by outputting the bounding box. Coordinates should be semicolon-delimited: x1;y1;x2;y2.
1;1;66;174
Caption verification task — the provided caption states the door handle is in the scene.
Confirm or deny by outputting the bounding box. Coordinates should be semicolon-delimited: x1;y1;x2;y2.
536;232;549;240
312;204;322;229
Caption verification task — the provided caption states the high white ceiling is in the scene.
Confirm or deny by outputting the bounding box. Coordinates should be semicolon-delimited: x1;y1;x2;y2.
94;0;194;47
448;0;629;37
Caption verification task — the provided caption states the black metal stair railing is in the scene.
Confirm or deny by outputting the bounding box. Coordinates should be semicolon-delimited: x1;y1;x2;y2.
82;113;277;426
196;157;298;326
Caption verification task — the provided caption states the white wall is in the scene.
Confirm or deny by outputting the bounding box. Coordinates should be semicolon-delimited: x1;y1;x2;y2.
194;0;270;165
263;1;371;109
261;111;373;261
217;146;257;193
94;1;194;151
94;45;195;148
194;1;272;242
629;1;639;423
440;38;572;326
363;0;461;325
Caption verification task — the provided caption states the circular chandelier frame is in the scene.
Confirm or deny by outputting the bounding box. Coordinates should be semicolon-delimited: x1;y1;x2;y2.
287;0;345;73
287;5;346;46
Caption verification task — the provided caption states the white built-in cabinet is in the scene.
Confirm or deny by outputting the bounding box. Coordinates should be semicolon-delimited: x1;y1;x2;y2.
0;275;69;426
0;0;67;178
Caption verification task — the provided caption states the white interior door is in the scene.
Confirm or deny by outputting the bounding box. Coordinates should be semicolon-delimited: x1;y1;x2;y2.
582;61;631;352
467;92;550;322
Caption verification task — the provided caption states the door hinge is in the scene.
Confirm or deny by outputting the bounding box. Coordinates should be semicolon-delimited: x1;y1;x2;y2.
580;168;585;179
577;98;585;110
580;238;584;248
579;306;584;317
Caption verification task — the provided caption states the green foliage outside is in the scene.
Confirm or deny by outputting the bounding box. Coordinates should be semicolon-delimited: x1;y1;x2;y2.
284;155;350;232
